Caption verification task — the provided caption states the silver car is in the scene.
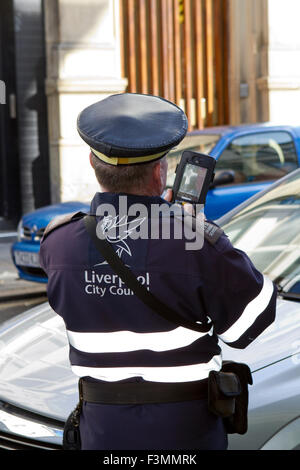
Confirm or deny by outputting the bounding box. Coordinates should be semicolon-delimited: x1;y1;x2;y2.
0;170;300;450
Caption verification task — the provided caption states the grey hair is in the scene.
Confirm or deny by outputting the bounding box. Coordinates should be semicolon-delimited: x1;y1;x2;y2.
90;152;164;193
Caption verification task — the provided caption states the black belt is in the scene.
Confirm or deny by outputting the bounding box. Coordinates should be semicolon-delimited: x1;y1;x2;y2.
80;378;208;405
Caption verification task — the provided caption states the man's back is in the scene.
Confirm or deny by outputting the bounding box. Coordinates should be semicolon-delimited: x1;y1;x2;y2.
40;192;276;449
41;93;276;449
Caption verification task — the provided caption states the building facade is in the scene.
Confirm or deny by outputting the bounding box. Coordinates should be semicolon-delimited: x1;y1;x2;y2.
0;0;300;223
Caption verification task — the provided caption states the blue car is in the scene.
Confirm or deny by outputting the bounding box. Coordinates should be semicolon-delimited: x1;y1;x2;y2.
12;123;300;283
12;202;89;283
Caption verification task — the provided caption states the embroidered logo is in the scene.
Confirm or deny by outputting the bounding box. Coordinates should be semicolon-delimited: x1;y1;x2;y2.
94;215;146;266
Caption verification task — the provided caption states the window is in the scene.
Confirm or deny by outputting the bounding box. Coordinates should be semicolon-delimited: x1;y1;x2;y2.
222;169;300;294
166;134;220;187
216;131;298;185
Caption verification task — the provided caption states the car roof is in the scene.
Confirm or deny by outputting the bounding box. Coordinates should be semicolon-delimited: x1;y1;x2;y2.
217;167;300;225
189;122;300;138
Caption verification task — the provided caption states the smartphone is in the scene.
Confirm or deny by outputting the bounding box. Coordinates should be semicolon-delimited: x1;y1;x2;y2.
172;151;216;205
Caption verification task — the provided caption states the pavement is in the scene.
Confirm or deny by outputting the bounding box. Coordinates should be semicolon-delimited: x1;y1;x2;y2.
0;232;47;301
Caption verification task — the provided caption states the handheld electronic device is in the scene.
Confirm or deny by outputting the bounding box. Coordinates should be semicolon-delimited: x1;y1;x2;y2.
172;151;216;206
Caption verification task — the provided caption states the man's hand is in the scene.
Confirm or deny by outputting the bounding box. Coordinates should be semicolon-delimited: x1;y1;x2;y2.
163;189;206;251
163;189;200;217
163;188;173;203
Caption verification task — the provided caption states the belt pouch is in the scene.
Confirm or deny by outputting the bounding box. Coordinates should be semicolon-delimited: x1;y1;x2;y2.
221;361;253;434
63;379;83;450
208;370;241;418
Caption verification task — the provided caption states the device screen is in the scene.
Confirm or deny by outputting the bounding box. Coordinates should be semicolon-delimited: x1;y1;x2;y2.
176;163;208;202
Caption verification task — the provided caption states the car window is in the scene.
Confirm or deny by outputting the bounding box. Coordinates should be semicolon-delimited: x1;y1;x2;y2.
215;131;298;185
222;170;300;294
166;134;220;187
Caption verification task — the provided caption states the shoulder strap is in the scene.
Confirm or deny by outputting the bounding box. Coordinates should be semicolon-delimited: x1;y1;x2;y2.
174;211;224;246
84;215;212;334
204;221;224;245
42;211;86;241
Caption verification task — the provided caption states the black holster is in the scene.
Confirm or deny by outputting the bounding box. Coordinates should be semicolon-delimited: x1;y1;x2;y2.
221;361;253;435
208;361;253;435
208;370;241;418
63;380;83;450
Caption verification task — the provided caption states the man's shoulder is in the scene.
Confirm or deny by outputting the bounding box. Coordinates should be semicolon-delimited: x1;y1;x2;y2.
203;220;224;246
182;215;225;246
41;211;86;242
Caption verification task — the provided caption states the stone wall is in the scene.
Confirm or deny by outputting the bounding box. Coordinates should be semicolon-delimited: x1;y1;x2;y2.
44;0;127;203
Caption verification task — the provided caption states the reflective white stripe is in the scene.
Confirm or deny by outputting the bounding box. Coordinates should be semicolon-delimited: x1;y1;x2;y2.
67;326;213;353
219;275;274;344
71;354;222;383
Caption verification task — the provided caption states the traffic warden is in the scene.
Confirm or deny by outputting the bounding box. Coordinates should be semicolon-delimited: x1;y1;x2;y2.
40;93;277;450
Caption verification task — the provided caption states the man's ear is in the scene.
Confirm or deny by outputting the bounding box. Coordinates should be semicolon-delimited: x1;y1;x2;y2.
153;160;162;186
89;152;95;168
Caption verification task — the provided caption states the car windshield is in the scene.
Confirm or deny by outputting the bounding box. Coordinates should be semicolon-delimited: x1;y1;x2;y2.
222;169;300;295
166;134;220;187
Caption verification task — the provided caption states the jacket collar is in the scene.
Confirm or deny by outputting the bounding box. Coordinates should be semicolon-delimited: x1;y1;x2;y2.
89;192;168;215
